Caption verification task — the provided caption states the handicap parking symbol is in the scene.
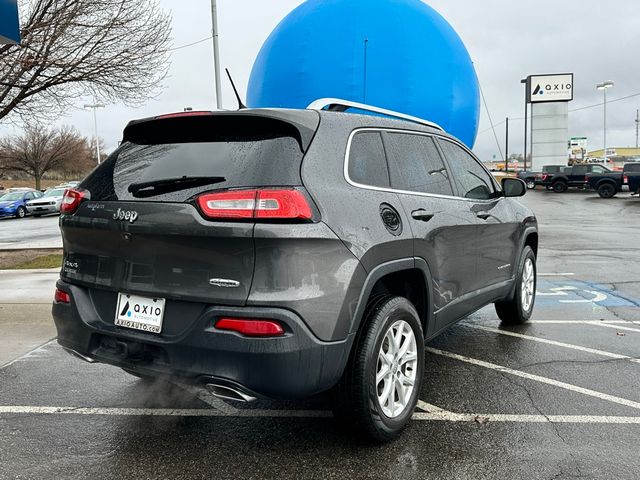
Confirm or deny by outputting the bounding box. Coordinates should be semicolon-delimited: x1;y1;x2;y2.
536;280;639;308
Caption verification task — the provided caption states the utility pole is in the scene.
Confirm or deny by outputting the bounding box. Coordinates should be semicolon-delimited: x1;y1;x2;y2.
505;117;509;173
210;0;223;109
84;101;105;164
636;110;640;150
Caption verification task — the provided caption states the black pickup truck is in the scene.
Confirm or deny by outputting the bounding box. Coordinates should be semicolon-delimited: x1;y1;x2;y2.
542;164;611;193
518;165;564;189
585;163;640;198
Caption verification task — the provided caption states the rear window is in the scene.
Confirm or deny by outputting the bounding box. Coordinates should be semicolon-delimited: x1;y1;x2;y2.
81;116;310;202
624;163;640;173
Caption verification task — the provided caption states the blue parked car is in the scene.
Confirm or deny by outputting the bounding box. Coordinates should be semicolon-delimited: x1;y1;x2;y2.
0;190;43;219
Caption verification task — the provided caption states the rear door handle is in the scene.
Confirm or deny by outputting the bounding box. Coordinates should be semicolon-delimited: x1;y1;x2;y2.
411;209;435;222
476;212;492;220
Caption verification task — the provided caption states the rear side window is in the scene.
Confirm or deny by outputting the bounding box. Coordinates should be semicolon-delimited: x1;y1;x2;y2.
383;132;453;196
81;116;310;203
348;132;390;188
572;165;588;175
438;139;497;200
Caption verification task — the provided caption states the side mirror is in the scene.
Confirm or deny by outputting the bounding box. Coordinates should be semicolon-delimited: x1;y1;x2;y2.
502;178;527;197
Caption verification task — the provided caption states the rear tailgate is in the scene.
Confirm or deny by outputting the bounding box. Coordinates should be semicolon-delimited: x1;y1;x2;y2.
61;201;254;304
60;110;320;311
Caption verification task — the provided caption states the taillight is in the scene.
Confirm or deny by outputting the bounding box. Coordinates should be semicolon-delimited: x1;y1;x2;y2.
214;318;285;337
54;288;70;304
197;189;313;221
60;188;89;214
624;175;629;184
585;176;589;182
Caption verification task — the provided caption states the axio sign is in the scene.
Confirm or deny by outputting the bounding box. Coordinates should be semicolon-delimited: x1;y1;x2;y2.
528;74;574;103
0;0;20;44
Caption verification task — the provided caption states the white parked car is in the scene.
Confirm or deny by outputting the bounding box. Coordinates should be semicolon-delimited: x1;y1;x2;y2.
25;187;67;217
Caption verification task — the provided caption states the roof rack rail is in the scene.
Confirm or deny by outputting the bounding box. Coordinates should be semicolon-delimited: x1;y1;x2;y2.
307;98;444;132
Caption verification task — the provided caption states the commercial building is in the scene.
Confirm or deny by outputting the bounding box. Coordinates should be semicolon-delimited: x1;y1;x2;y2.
588;147;640;169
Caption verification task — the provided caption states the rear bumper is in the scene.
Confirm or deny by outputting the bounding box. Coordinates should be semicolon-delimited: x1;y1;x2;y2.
52;280;353;399
27;204;58;214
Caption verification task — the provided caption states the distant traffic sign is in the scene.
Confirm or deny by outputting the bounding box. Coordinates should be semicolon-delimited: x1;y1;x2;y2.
0;0;20;44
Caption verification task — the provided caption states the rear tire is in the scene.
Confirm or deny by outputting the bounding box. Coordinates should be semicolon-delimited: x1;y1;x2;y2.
526;179;536;190
597;183;616;199
495;246;536;325
332;296;424;442
552;181;568;193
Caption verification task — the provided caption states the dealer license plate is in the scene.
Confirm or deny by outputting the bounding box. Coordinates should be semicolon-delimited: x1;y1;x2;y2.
115;293;165;334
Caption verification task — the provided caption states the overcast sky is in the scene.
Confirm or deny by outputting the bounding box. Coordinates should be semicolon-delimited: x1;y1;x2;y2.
21;0;640;161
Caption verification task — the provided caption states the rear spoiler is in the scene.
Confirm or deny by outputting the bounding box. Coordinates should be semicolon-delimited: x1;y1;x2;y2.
122;109;321;152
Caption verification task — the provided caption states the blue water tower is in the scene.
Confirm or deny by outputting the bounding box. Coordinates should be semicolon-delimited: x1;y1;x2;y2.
247;0;480;147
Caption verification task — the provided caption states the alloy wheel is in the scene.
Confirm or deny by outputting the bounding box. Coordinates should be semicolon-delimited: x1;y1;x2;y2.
521;258;535;312
376;320;418;418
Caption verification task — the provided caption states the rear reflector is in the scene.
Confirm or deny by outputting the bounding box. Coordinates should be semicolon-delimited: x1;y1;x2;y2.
215;318;285;337
60;188;89;214
197;189;313;221
54;288;70;304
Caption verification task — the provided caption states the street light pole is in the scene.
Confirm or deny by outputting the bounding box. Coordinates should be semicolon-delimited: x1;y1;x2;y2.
210;0;223;110
596;81;614;167
84;101;105;164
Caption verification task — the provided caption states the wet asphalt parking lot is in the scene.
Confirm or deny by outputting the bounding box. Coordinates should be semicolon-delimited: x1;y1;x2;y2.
1;188;639;480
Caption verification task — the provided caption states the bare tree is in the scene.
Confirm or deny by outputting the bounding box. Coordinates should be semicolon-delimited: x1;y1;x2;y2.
0;0;172;123
0;124;88;189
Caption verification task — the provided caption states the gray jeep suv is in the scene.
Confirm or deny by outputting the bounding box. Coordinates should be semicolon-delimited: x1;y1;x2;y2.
53;99;538;441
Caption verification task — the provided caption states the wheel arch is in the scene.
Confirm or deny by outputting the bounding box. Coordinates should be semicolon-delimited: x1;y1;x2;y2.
596;178;617;189
349;258;435;341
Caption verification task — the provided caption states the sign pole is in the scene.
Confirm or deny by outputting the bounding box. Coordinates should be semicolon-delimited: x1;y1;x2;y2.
521;78;529;171
210;0;223;110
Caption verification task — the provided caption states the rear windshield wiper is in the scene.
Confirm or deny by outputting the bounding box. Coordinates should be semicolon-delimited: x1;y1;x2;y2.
128;176;226;198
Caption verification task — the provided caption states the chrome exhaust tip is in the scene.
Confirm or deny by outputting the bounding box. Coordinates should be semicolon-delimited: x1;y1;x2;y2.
62;347;98;364
206;383;256;403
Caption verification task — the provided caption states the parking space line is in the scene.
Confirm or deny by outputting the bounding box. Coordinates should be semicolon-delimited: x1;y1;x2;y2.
0;405;332;418
586;322;640;334
469;325;640;364
1;405;639;425
0;338;57;371
538;273;575;277
411;411;640;424
426;348;640;411
528;320;631;324
416;400;452;414
528;321;640;333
